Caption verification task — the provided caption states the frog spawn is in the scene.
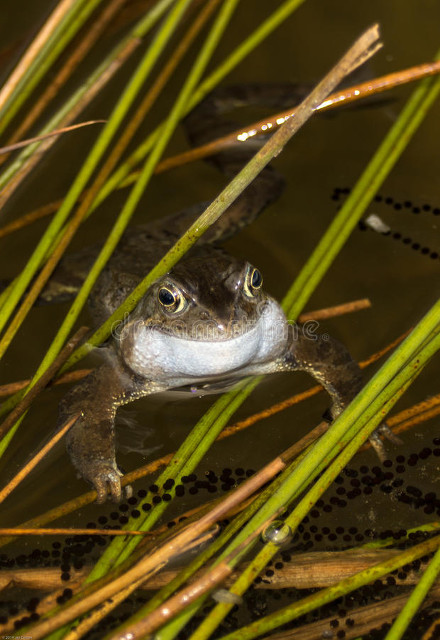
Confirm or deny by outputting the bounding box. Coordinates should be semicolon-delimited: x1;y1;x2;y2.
2;438;440;637
332;187;440;262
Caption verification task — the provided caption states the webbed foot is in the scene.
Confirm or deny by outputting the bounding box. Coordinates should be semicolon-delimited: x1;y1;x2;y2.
368;423;402;461
324;405;401;462
368;430;387;462
84;461;124;503
376;422;403;445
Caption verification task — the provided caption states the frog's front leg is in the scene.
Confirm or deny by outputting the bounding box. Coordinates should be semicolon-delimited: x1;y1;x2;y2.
60;360;164;502
281;324;364;419
263;325;391;457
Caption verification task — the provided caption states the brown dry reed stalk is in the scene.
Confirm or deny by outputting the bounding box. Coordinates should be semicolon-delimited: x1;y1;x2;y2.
22;456;286;639
3;546;434;593
152;60;440;173
114;516;280;639
0;0;77;111
0;347;435;549
0;121;106;156
0;19;142;211
0;297;370;398
0;0;129;161
2;58;439;239
0;413;79;504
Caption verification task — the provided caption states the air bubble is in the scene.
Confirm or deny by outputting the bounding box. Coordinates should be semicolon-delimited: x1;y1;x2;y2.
261;521;292;546
212;589;243;605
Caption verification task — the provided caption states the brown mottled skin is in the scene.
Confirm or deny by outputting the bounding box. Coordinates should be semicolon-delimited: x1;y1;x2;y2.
45;85;371;502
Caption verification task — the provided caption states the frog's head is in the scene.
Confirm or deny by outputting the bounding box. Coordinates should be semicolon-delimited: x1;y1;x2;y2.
118;251;287;382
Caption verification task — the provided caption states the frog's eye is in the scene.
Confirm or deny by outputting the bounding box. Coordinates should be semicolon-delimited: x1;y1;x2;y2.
157;285;186;313
244;267;263;298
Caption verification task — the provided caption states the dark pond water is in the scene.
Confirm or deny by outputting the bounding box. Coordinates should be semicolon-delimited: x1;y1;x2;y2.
0;0;439;637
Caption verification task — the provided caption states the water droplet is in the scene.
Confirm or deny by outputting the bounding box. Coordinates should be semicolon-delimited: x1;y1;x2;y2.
212;589;243;605
261;521;292;546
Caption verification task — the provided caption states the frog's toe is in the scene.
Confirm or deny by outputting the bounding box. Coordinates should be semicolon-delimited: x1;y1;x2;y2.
107;472;123;503
368;431;387;462
368;423;401;461
124;483;134;500
322;404;342;423
376;422;402;445
89;463;123;503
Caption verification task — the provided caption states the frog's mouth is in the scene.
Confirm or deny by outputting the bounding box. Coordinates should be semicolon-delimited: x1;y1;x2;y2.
122;299;287;381
164;378;245;397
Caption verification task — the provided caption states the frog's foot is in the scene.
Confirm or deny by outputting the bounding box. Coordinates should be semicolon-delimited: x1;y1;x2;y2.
85;461;124;503
376;422;403;445
368;424;402;461
324;405;401;461
368;431;387;462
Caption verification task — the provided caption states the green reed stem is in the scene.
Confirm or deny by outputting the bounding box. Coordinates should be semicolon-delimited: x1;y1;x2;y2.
122;328;437;640
0;0;104;138
88;0;308;209
362;523;440;550
217;534;440;640
0;0;176;194
121;55;440;636
0;0;238;432
60;26;380;582
0;0;179;341
186;327;439;640
107;461;299;639
384;545;440;640
93;36;440;488
137;54;440;639
65;21;377;371
283;49;440;319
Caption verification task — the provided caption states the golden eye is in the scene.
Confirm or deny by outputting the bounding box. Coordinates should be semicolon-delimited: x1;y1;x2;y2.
157;285;186;313
244;266;263;298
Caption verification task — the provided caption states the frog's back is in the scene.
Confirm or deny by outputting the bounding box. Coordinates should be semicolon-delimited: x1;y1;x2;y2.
88;213;221;325
42;201;208;322
41;84;307;324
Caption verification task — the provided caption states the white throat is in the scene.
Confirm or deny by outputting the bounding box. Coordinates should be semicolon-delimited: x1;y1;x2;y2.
121;299;287;383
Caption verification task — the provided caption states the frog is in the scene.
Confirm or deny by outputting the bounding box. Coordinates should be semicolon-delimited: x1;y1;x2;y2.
44;84;385;502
